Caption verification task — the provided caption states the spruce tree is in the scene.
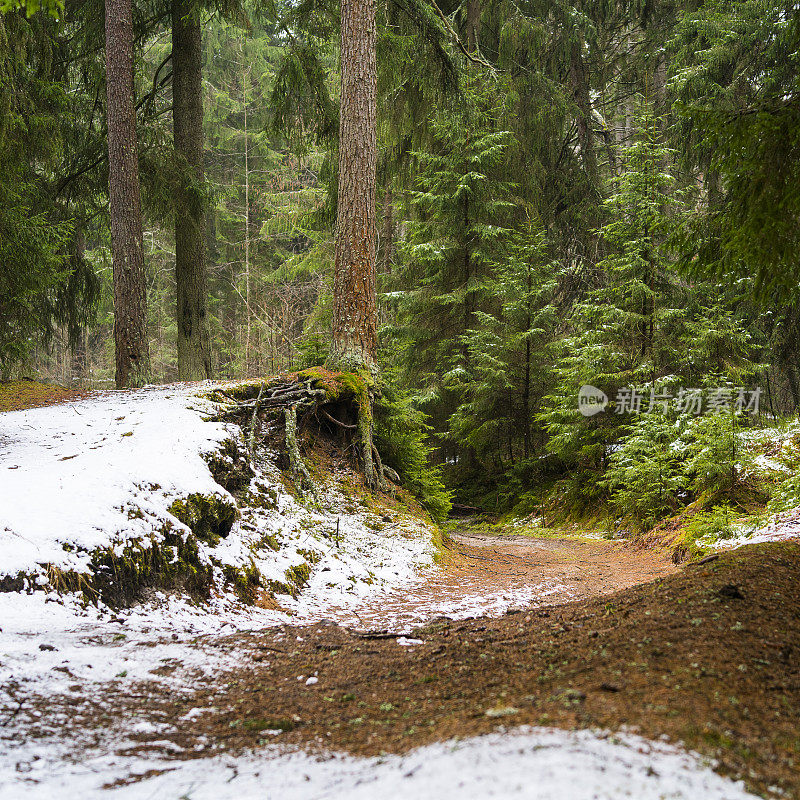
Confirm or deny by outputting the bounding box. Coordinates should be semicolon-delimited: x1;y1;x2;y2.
173;0;212;380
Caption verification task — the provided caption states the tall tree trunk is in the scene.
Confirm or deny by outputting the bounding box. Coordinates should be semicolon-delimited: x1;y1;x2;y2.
330;0;378;373
172;0;212;380
106;0;150;389
242;56;252;375
330;0;379;489
569;38;598;188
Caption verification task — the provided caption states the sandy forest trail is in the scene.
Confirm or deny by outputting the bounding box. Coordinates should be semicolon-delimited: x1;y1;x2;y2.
326;529;678;631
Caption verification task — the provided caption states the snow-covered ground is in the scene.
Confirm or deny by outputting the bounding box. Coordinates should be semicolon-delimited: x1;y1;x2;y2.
0;725;758;800
0;384;440;700
700;506;800;552
0;384;233;578
0;383;433;598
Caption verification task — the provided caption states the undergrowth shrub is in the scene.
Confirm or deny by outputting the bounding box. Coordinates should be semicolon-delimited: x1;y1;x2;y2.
682;414;751;499
680;504;740;551
602;414;685;529
374;377;452;521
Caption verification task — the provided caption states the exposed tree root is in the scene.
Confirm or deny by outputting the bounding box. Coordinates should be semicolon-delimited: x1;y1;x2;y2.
206;370;397;498
284;404;319;501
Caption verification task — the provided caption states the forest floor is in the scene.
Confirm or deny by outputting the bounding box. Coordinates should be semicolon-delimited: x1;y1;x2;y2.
1;384;798;798
0;379;89;413
5;532;799;799
323;528;677;630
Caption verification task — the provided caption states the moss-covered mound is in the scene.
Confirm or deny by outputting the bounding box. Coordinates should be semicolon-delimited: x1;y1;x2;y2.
89;530;214;607
0;379;90;413
168;493;238;546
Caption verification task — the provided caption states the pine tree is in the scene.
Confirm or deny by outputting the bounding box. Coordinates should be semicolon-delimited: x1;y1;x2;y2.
539;102;679;469
329;0;378;373
106;0;150;387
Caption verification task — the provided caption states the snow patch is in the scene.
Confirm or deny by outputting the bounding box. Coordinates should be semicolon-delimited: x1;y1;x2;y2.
702;507;800;551
0;384;231;578
0;384;436;700
0;727;758;800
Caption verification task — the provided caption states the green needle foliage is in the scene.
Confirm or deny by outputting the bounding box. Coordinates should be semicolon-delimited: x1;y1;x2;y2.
2;0;798;532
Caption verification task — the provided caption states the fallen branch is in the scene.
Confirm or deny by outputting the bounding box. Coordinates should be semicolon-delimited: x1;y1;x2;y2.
353;630;407;640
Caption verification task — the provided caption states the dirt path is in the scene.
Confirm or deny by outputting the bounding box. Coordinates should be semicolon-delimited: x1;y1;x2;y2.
327;530;677;631
127;543;799;798
3;536;799;797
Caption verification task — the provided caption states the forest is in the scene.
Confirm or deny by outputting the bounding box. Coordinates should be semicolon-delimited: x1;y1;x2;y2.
2;1;800;797
3;0;800;530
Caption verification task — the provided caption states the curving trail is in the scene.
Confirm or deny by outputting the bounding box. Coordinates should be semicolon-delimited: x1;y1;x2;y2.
327;529;677;631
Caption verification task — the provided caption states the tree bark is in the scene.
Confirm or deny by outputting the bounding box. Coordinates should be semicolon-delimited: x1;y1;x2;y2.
569;38;598;188
172;0;212;380
330;0;378;373
105;0;150;388
466;0;480;53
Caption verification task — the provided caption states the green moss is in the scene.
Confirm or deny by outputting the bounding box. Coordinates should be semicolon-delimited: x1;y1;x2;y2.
168;493;238;546
297;548;321;565
266;558;314;600
222;561;262;604
210;379;277;402
212;371;371;409
89;531;213;608
286;562;311;589
266;578;296;597
0;380;78;413
205;439;254;497
257;531;281;552
296;367;371;411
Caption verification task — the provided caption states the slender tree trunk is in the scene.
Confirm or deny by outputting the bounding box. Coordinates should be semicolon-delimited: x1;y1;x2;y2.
330;0;378;373
466;0;480;53
242;58;251;375
106;0;150;388
461;195;474;365
569;38;598;187
172;0;212;380
70;223;89;384
523;268;532;459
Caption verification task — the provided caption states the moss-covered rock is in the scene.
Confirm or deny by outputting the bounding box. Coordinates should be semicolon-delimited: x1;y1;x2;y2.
222;560;262;604
168;493;238;546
